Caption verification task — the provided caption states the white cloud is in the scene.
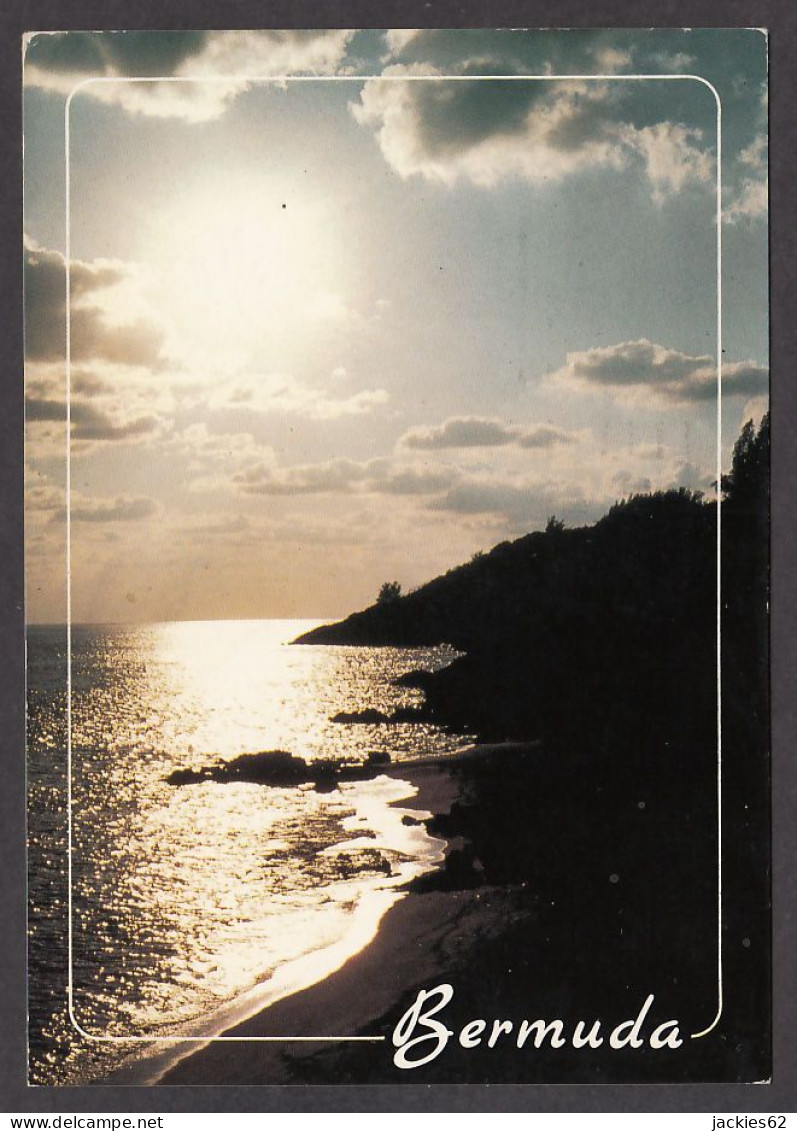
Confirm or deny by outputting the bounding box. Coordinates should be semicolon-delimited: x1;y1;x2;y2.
740;395;769;428
592;46;634;71
724;132;767;223
650;51;697;72
383;30;423;59
622;122;714;204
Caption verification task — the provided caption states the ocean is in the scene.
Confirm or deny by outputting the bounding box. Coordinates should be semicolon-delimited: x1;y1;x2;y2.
26;619;467;1085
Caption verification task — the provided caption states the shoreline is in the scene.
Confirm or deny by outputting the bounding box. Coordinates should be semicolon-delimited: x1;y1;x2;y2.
106;757;468;1086
94;719;762;1086
104;732;740;1087
153;747;542;1087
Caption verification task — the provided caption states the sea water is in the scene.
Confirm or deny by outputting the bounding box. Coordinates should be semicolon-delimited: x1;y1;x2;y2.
27;619;466;1085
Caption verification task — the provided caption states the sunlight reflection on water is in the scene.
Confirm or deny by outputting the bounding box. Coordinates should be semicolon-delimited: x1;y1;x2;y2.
28;619;465;1083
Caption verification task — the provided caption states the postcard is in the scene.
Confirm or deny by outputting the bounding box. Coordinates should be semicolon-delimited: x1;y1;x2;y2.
23;28;770;1087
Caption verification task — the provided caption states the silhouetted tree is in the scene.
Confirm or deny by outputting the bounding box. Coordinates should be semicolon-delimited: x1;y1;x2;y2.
376;580;402;605
722;412;769;517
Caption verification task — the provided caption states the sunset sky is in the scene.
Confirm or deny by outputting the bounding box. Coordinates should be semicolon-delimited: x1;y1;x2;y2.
23;28;768;623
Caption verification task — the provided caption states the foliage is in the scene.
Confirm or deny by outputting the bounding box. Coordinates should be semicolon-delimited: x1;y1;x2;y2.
722;412;769;514
376;580;402;605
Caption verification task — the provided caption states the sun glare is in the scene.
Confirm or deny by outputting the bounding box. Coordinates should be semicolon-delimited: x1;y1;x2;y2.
143;175;346;364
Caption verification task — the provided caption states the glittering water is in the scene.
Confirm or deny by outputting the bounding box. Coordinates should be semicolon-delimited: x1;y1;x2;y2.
27;619;466;1085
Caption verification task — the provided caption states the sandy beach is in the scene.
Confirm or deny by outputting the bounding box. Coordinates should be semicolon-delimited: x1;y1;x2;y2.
119;759;486;1086
108;725;764;1087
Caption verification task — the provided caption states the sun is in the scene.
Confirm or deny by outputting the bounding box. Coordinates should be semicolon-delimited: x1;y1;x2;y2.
141;171;348;367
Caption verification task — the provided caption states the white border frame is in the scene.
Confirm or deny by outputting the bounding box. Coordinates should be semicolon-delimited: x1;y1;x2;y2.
63;70;723;1048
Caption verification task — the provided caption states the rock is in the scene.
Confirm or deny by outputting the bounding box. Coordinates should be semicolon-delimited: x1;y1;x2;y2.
330;708;391;724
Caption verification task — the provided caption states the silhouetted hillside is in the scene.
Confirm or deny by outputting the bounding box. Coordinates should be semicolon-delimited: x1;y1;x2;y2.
288;415;770;1084
297;416;768;752
297;488;710;651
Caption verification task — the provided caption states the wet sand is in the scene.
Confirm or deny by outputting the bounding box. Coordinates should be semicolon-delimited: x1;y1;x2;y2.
115;758;484;1086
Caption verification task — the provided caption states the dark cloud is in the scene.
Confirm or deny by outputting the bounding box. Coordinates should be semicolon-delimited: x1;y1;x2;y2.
354;74;628;185
400;416;578;450
517;425;577;449
354;54;713;197
25;31;357;122
26;30;352;80
408;72;620;161
71;372;113;396
26;396;159;441
380;467;458;495
683;361;768;402
234;458;371;496
24;242;167;369
73;497;158;522
233;457;455;498
551;339;767;404
401;417;519;449
412;76;552;158
610;470;652;494
431;477;595;527
60;496;158;523
70;403;159;441
25;398;67;423
26;32;210;78
383;28;632;73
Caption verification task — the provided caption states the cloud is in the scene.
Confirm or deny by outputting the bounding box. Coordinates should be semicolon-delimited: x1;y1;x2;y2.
71;371;114;396
592;47;634;71
623;122;714;204
232;456;459;499
430;477;592;526
229;436;710;534
352;66;714;199
379;467;460;495
26;396;160;441
518;425;579;449
549;339;768;405
234;458;374;496
24;240;168;369
610;469;652;494
26;481;64;514
209;373;389;421
723;132;767;223
61;495;159;523
25;30;356;122
401;416;520;449
650;51;697;72
399;416;578;450
383;30;423;59
740;394;769;428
